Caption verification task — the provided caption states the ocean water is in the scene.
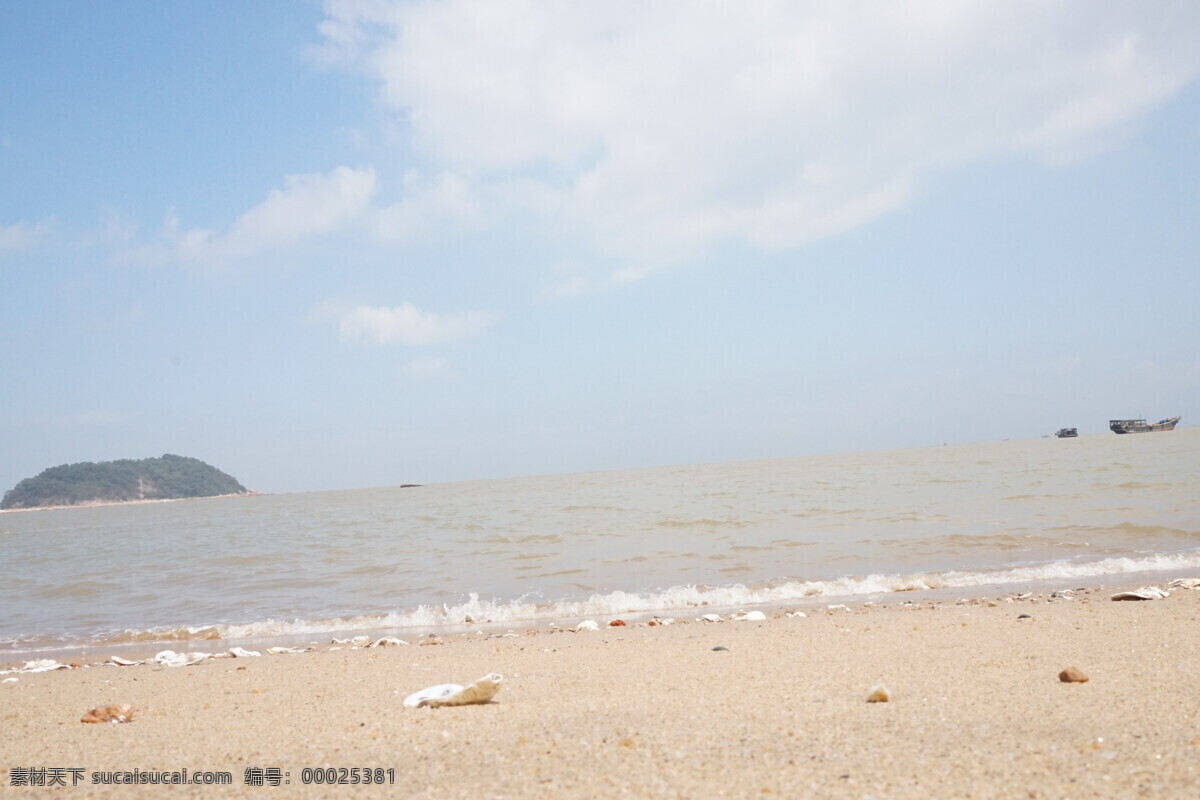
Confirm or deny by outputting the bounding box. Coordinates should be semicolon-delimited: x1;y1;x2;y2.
2;429;1197;657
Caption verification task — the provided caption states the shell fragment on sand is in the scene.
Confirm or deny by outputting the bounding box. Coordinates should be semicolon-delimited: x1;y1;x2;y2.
81;704;135;724
266;646;312;655
227;647;262;658
699;614;722;622
867;685;891;703
109;656;142;667
331;636;373;647
153;650;209;667
573;620;600;632
1110;586;1169;601
1168;578;1200;590
1059;667;1089;683
403;673;503;709
367;637;409;647
731;610;767;621
22;659;71;673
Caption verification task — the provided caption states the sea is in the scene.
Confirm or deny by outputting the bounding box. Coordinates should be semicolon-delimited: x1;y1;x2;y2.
2;429;1197;660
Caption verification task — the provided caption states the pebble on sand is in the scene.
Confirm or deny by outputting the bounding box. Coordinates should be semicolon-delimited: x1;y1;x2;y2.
1058;667;1089;683
866;685;891;703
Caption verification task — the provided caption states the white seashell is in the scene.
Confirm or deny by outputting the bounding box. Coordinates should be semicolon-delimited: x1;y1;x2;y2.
732;611;767;621
227;647;262;658
367;637;409;647
266;646;311;654
109;656;141;666
699;614;721;622
153;650;209;667
350;635;372;647
826;604;849;612
20;659;70;673
1110;586;1169;601
403;673;503;708
785;611;807;618
574;620;600;632
3;677;19;683
1168;578;1200;590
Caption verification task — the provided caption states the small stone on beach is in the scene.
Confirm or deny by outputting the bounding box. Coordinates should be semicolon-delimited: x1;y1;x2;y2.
1058;667;1089;683
866;685;891;703
712;646;729;652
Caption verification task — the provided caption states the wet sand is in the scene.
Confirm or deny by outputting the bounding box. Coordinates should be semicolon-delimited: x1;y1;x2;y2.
4;582;1200;798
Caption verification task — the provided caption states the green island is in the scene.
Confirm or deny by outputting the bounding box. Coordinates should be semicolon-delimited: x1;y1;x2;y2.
1;454;249;510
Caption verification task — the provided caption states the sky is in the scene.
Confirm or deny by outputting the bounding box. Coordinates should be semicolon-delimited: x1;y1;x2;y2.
3;1;1199;495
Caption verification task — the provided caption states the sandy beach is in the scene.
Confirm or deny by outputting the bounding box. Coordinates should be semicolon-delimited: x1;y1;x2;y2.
4;581;1199;798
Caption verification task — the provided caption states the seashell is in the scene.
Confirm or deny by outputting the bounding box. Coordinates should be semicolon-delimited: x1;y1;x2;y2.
367;637;409;647
1110;587;1169;601
732;610;767;621
785;611;807;618
266;646;311;655
1058;667;1089;683
18;659;71;673
403;673;503;708
699;614;721;622
826;604;848;612
153;650;209;668
350;636;372;647
1168;578;1200;590
574;620;599;632
81;704;135;724
866;685;891;703
109;656;141;667
227;647;262;658
608;619;627;627
2;677;17;683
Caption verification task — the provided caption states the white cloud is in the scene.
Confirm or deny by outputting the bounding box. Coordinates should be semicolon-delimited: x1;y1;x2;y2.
135;166;376;265
371;170;480;241
319;300;499;346
0;219;51;252
321;1;1200;280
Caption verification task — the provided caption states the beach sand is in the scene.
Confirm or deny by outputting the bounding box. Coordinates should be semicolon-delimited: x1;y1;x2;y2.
4;583;1200;798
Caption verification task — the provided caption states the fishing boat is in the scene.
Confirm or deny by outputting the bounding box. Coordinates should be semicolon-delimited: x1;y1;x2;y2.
1109;416;1181;434
1054;428;1078;438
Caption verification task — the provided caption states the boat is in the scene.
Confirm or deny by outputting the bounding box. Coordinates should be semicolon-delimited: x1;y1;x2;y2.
1109;416;1181;434
1054;428;1078;438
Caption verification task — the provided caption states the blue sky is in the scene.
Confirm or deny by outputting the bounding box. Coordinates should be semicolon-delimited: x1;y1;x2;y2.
3;1;1199;494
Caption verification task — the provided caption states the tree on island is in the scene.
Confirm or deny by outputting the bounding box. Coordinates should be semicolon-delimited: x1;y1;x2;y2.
1;454;248;510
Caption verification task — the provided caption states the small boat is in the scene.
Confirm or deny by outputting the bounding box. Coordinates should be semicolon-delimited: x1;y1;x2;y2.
1054;428;1078;438
1109;416;1180;434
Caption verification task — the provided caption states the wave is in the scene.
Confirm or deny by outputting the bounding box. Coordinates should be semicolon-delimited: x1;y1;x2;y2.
5;550;1200;656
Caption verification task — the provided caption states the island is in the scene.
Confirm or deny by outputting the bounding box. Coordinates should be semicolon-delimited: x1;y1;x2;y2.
1;454;250;510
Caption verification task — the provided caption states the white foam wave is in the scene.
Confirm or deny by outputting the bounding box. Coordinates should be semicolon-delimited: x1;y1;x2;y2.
7;551;1199;652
